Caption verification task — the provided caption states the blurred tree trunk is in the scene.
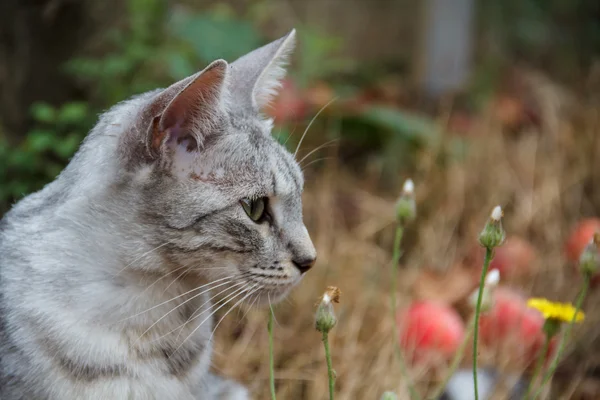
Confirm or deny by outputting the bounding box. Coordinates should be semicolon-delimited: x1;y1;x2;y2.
415;0;475;98
0;0;122;143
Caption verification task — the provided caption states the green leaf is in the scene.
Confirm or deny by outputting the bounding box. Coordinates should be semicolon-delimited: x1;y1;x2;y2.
169;11;262;62
57;102;89;125
358;106;439;144
26;129;56;152
30;103;56;123
7;150;35;170
166;53;195;80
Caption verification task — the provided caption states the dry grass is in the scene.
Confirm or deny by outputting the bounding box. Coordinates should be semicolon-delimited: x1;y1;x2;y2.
213;81;600;399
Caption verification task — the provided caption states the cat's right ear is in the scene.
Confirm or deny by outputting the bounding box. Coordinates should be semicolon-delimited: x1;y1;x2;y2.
144;60;229;159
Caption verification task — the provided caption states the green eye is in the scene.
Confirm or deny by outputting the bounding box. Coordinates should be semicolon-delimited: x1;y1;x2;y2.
241;197;266;222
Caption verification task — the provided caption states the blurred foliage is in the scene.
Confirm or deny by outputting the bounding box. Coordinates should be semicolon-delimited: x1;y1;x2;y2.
1;0;599;213
0;0;268;213
479;0;600;77
0;102;92;206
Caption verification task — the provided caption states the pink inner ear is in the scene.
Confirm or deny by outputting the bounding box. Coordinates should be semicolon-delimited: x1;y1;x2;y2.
150;60;228;154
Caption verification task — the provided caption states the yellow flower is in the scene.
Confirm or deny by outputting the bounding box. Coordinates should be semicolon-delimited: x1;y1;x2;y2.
527;298;585;323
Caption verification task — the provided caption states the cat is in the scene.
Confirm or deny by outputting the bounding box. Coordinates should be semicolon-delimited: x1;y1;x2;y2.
0;29;316;400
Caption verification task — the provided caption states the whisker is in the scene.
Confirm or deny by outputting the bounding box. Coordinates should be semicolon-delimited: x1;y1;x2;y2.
208;286;261;344
268;292;282;328
161;265;192;294
238;292;260;322
282;120;300;148
294;97;338;158
170;280;250;343
113;240;175;277
170;283;259;358
133;279;243;344
115;276;233;325
131;264;191;303
155;279;252;345
301;157;333;172
298;139;339;165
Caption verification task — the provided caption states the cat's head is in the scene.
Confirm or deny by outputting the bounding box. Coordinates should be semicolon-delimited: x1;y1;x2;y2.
118;30;315;304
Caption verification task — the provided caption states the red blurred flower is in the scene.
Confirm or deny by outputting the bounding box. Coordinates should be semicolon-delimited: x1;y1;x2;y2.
565;218;600;263
397;301;465;366
479;287;554;368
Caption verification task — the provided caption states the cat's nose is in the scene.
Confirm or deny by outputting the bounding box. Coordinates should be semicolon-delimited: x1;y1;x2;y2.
292;256;316;274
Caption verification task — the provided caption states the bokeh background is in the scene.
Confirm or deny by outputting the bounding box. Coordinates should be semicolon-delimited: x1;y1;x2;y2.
1;0;599;398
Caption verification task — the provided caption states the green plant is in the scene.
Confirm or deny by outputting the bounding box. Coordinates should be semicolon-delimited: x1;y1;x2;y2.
1;0;266;215
473;206;505;400
390;180;419;400
0;101;93;213
316;287;340;400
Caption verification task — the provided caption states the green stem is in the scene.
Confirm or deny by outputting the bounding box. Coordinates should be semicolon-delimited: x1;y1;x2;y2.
390;224;421;400
473;247;493;400
428;315;476;400
531;274;590;400
523;336;551;400
322;331;335;400
268;308;276;400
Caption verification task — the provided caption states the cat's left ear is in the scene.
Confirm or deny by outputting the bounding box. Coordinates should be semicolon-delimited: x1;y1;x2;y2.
229;29;296;112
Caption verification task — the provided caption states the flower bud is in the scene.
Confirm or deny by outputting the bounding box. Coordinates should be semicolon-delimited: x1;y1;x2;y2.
478;206;506;249
380;391;399;400
578;233;600;277
396;179;416;223
315;287;340;333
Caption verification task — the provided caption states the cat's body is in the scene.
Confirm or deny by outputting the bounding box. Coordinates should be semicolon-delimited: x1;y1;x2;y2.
0;30;315;399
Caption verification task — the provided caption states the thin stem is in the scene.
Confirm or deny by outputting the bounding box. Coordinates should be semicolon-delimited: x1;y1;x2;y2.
473;247;493;400
390;224;421;400
268;308;276;400
428;315;476;400
524;336;551;400
531;274;590;400
322;331;335;400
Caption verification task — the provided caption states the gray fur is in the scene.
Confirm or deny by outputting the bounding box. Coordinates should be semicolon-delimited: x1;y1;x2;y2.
0;29;315;400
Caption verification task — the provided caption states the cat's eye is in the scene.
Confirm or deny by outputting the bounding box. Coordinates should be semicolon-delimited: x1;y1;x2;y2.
240;197;267;222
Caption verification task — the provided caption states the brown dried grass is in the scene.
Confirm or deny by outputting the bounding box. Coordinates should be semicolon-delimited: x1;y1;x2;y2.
213;89;600;399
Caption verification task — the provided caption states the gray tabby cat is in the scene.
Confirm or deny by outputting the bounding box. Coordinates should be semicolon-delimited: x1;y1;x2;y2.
0;30;316;400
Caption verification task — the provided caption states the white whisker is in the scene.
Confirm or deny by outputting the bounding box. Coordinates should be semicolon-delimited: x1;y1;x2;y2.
113;240;175;277
130;263;190;304
161;265;192;294
301;157;333;171
208;286;261;343
170;283;259;358
170;280;250;343
115;276;233;324
151;280;252;346
294;97;337;157
298;139;339;165
282;123;298;147
268;292;281;328
238;292;260;322
133;279;242;344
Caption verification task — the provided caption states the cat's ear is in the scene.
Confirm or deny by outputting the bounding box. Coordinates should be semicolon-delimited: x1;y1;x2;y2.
230;29;296;111
147;59;228;157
